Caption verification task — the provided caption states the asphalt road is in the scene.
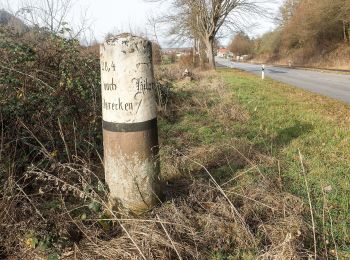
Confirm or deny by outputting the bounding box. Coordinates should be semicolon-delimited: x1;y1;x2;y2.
215;57;350;104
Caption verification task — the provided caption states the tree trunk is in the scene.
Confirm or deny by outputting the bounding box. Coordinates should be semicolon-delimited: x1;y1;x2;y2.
193;38;200;66
205;36;216;69
343;20;347;42
193;39;196;65
198;40;204;66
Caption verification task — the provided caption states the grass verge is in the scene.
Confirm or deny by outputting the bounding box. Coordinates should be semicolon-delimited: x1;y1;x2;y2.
219;68;350;256
1;66;349;259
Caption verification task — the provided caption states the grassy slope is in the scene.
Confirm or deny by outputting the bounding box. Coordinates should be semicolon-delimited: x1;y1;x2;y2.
6;66;347;258
158;68;349;256
253;44;350;71
218;68;350;252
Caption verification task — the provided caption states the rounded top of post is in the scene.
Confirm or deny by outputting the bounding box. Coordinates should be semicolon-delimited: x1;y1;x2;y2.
104;33;151;51
106;33;141;42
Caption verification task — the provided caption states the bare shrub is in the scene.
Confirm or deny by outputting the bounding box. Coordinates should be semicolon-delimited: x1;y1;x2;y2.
73;148;313;259
154;64;184;82
229;32;254;56
1;18;317;258
179;53;194;69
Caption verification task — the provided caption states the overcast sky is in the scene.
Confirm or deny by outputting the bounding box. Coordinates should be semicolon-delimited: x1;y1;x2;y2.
2;0;284;47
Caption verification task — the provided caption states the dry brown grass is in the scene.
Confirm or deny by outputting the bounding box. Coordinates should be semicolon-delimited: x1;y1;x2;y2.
71;149;312;259
66;166;311;259
0;67;316;259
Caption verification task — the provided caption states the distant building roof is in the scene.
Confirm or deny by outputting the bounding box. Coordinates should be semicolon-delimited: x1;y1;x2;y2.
218;48;229;54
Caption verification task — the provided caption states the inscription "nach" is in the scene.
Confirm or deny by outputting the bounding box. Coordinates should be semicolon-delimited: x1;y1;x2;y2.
103;77;117;90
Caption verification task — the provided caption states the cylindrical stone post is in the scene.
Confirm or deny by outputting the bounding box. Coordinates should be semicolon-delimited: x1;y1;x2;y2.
100;34;160;212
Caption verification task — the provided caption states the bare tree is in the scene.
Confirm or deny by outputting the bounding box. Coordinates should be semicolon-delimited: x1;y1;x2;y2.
229;31;253;56
147;15;162;45
276;0;300;26
146;0;269;69
339;0;350;43
13;0;90;38
15;0;72;33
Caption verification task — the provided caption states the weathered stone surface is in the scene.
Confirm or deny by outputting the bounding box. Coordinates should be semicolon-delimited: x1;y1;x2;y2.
100;34;160;212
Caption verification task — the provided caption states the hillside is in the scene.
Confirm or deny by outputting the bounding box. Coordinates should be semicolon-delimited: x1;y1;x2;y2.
0;9;28;34
228;0;350;70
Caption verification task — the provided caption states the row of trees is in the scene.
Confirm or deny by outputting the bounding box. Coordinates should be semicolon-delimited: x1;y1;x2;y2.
146;0;266;69
228;0;350;63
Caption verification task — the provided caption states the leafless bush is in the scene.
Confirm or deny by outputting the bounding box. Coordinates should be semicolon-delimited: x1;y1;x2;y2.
179;54;194;69
0;34;317;258
72;146;313;259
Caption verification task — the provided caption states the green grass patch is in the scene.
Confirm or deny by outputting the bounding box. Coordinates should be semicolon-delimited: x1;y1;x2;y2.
157;69;350;257
219;68;350;253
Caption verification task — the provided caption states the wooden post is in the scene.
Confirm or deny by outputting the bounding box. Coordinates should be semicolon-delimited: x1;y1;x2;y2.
100;34;160;212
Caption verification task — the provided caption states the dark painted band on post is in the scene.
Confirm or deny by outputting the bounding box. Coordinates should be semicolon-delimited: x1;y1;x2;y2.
103;118;157;132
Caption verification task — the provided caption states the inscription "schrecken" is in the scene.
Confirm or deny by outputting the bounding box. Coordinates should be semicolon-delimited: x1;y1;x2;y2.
103;98;133;111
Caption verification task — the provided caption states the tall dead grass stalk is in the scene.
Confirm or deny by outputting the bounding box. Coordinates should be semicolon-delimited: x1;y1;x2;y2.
298;149;317;259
